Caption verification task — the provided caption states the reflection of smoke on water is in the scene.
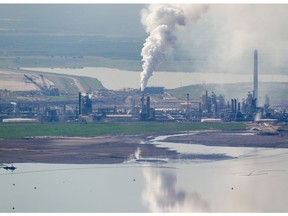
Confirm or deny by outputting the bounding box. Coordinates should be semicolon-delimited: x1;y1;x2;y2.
142;168;210;212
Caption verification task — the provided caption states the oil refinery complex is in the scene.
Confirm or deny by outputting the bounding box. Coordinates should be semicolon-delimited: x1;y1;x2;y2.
0;50;287;123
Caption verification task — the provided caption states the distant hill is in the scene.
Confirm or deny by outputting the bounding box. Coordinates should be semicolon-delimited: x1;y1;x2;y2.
168;82;288;107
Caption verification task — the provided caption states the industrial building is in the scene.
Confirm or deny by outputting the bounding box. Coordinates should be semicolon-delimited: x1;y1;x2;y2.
139;94;155;121
24;74;59;96
0;50;287;123
143;87;165;95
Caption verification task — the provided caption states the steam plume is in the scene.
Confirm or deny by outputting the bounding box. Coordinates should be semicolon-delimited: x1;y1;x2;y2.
177;5;288;75
140;4;208;91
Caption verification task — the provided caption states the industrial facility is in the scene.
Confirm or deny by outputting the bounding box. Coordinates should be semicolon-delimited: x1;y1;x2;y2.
0;50;287;123
24;74;60;96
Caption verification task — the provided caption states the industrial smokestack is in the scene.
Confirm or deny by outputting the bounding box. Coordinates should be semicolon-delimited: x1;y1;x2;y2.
205;90;208;111
238;102;241;112
78;92;82;115
140;92;145;111
146;96;151;118
253;49;258;107
231;99;237;113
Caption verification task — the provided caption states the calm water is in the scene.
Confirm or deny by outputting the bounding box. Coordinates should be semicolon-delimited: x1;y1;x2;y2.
23;67;288;90
1;133;288;212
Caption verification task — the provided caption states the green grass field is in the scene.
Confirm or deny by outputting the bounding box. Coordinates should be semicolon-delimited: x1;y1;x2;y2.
0;122;246;139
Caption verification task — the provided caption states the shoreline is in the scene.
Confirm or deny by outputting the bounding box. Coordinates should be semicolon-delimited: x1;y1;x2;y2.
1;129;287;165
162;130;288;149
0;133;178;164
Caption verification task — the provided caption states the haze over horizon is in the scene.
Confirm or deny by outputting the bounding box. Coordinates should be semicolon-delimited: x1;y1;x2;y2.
0;4;145;37
0;4;288;75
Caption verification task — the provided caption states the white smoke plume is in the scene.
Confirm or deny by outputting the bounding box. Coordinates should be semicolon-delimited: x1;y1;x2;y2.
140;4;209;91
177;4;288;75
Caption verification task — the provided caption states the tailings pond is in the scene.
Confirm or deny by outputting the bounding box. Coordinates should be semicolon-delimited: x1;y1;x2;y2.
1;132;288;212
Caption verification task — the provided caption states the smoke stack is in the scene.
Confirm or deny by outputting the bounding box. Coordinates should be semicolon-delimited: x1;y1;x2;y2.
238;102;241;112
140;92;145;111
205;90;208;111
253;49;258;107
186;93;190;113
231;99;237;113
146;96;150;118
78;92;82;115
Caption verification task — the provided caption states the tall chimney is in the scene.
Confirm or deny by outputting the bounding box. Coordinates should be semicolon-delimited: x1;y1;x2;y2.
253;50;258;107
186;93;190;112
78;92;82;115
205;90;208;111
238;102;241;112
146;96;150;118
140;92;145;111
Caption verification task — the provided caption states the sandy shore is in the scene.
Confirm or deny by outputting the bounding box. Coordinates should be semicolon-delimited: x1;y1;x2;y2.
0;129;287;164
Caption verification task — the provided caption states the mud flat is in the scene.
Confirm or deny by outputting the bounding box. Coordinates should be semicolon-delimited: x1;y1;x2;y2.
0;135;177;164
162;130;288;148
1;129;288;164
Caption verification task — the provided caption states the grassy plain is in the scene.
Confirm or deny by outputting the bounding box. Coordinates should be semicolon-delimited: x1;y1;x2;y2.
0;122;246;139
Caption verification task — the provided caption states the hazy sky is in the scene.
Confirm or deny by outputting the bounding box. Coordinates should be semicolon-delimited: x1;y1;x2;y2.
0;4;288;75
0;4;146;36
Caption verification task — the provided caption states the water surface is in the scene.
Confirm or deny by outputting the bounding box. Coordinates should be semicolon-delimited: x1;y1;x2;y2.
1;133;287;212
23;67;288;90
